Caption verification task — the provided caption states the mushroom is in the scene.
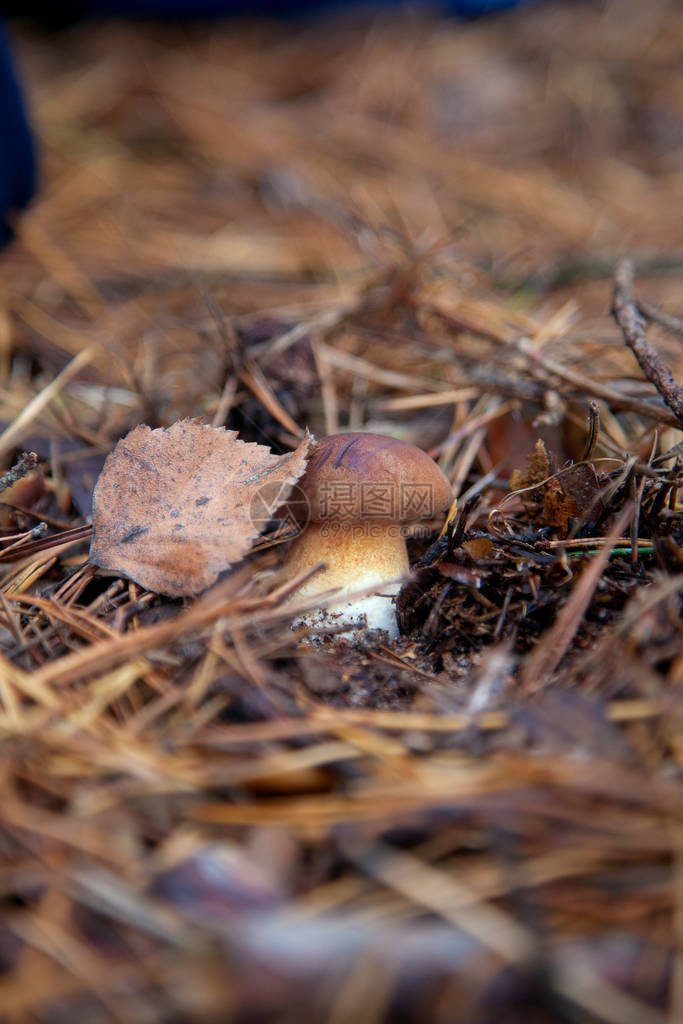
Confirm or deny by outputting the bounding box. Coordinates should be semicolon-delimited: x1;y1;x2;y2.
283;432;452;641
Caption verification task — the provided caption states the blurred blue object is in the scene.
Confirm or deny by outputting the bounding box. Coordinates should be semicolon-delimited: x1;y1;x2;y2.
0;0;533;248
35;2;529;14
0;22;37;246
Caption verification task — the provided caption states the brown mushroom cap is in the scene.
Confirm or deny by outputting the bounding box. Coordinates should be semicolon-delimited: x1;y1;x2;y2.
295;432;452;525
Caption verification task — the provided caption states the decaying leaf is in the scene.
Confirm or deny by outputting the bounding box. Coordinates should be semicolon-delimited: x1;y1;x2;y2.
509;438;553;494
90;420;312;596
462;537;495;560
509;438;603;535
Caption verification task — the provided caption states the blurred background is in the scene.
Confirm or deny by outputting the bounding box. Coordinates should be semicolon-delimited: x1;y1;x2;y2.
2;0;681;446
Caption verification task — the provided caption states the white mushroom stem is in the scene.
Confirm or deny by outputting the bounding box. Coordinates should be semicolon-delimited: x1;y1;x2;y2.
285;521;409;640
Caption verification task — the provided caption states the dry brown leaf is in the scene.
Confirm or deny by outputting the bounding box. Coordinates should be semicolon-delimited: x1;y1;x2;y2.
462;537;495;560
510;439;575;534
509;438;552;494
89;420;312;596
509;439;605;536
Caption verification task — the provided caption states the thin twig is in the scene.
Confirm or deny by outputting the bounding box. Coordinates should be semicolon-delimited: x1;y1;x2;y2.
521;503;635;692
580;403;600;462
518;337;680;428
612;260;683;426
0;348;96;458
637;298;683;337
0;452;39;493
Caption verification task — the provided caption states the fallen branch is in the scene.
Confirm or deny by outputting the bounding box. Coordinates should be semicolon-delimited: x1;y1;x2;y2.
612;260;683;426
